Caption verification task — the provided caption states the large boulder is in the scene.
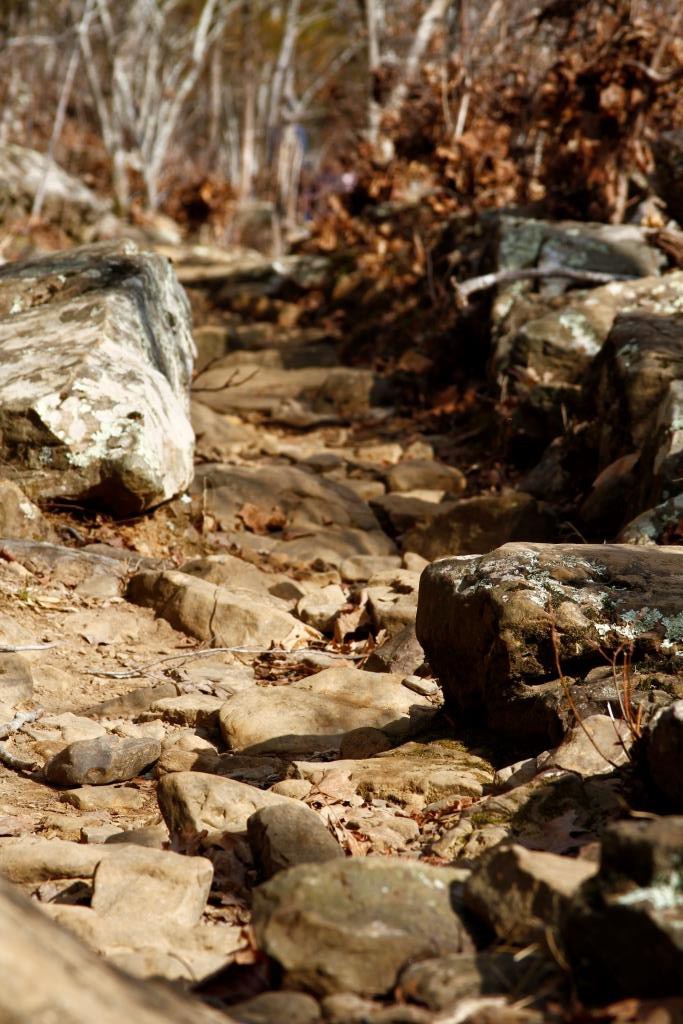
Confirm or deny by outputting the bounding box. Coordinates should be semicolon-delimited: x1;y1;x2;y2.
492;217;667;382
0;241;195;514
416;542;683;745
561;817;683;1003
251;858;473;996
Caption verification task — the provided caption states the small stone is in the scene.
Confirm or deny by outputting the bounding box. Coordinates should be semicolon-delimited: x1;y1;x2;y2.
44;735;161;786
81;825;124;844
247;803;344;879
401;676;438;697
270;779;313;800
229;991;321;1024
364;625;425;677
297;584;348;633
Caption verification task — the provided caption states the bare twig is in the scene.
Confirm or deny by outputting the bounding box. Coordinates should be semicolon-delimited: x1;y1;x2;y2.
0;708;44;741
0;643;59;653
452;266;636;307
191;367;260;393
549;619;621;771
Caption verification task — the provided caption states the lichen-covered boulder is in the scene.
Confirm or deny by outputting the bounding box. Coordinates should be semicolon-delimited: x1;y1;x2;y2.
416;542;683;745
0;241;194;514
491;217;668;382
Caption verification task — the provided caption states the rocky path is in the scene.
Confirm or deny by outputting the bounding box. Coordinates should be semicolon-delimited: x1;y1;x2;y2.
0;237;681;1022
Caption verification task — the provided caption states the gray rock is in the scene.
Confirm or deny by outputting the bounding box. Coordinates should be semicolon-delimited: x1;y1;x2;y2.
417;542;683;744
252;858;474;996
645;700;683;810
383;460;466;496
127;570;312;648
364;625;425;676
295;740;494;810
191;463;394;567
218;667;434;756
229;992;321;1024
297;584;348;633
404;491;554;561
0;241;195;514
157;771;297;844
247;803;343;879
492;218;667;381
91;845;213;933
463;843;597;944
44;735;161;786
561;816;683;1003
399;951;556;1010
0;478;54;540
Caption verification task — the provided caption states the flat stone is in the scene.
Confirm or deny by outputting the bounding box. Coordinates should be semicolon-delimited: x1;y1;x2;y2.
44;735;161;786
219;667;434;756
252;858;474;996
417;542;683;744
297;584;348;633
463;843;597;943
0;836;104;882
60;786;145;812
127;569;312;648
536;715;633;776
340;555;402;582
383;460;466;496
295;740;494;809
0;241;195;514
91;844;213;933
403;491;554;560
157;771;298;844
145;694;224;731
247;802;344;878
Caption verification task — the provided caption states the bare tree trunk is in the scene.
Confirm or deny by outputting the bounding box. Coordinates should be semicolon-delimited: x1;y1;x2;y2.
239;0;256;202
384;0;453;121
365;0;384;148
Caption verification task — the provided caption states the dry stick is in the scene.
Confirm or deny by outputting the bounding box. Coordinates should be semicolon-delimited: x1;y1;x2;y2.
549;619;622;771
452;266;636;307
0;642;59;653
